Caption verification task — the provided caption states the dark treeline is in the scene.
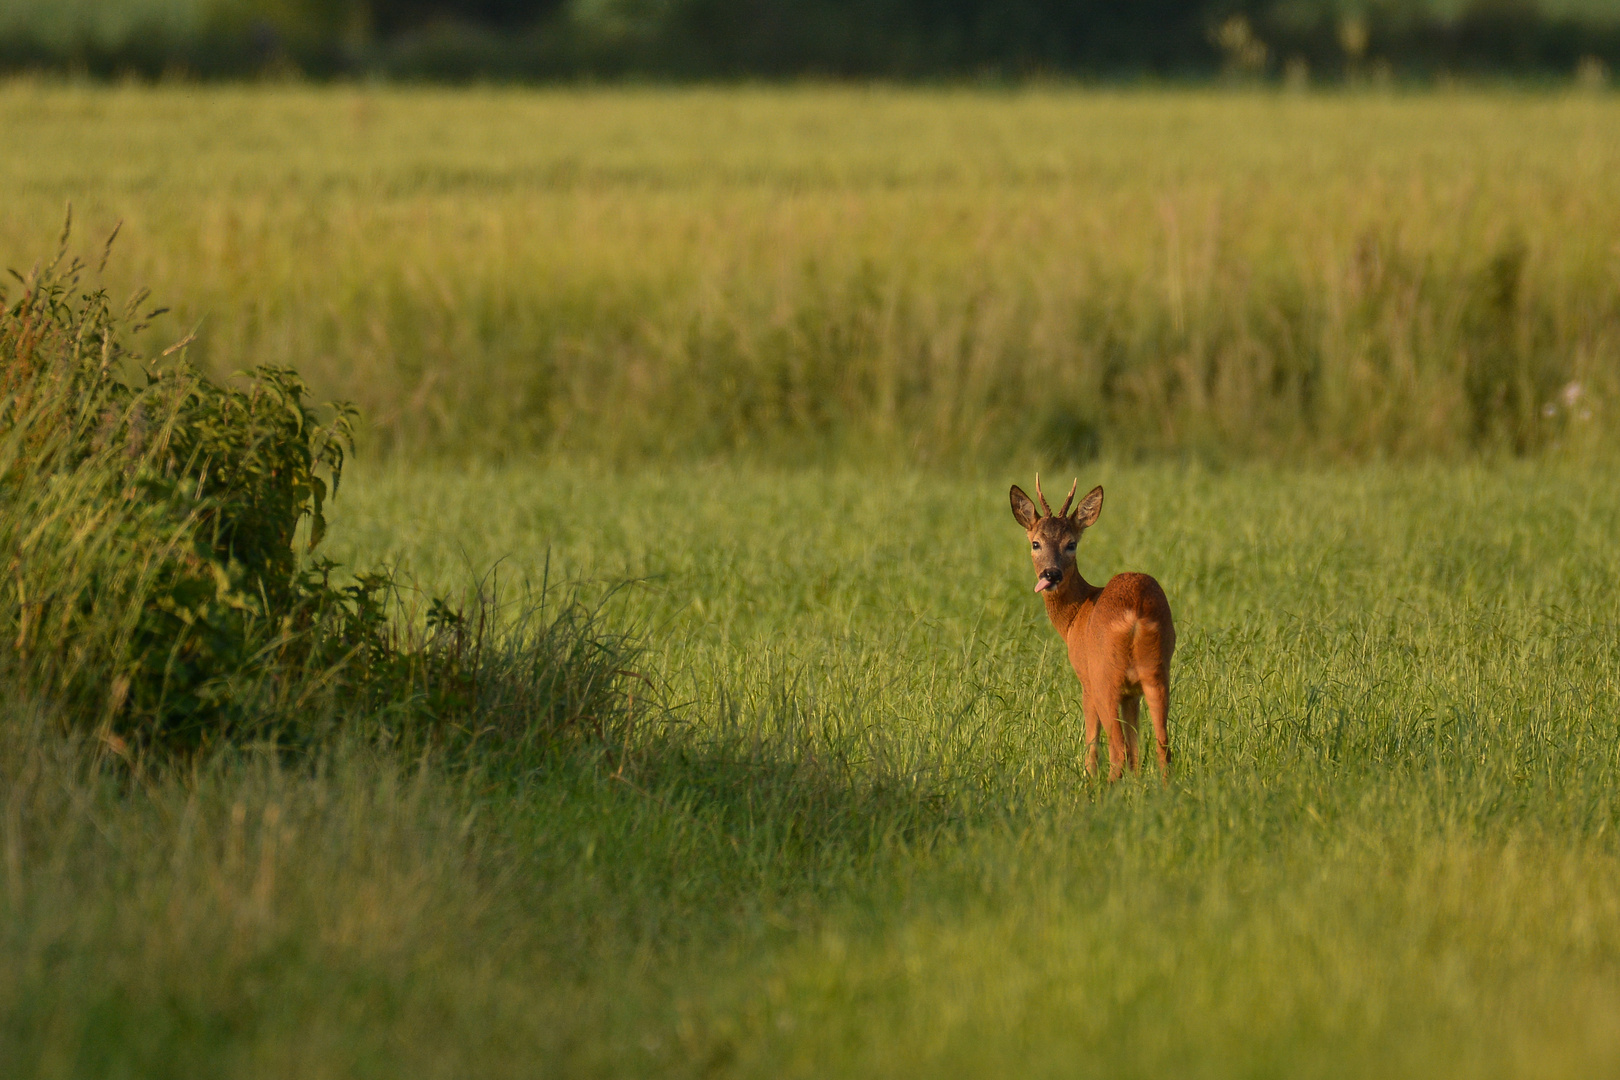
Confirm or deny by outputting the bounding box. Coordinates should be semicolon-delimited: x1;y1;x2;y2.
2;0;1617;82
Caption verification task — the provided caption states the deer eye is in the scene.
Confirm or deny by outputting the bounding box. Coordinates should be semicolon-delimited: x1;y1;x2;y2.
1065;541;1077;552
1031;542;1040;550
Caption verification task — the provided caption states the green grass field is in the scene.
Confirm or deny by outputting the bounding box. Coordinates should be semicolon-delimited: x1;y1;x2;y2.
4;86;1620;1077
8;462;1620;1077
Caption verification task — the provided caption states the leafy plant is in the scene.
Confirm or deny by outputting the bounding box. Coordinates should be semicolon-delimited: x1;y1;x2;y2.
0;220;639;753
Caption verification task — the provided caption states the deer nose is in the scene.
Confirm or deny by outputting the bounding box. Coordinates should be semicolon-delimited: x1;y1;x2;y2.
1035;568;1064;593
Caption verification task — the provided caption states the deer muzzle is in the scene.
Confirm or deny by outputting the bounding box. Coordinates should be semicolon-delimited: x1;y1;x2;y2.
1035;568;1063;593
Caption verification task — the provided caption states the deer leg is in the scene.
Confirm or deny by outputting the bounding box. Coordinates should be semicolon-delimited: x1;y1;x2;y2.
1100;692;1128;782
1083;699;1102;777
1120;694;1141;772
1143;677;1172;779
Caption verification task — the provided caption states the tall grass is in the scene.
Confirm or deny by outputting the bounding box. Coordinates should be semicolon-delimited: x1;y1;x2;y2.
2;85;1618;463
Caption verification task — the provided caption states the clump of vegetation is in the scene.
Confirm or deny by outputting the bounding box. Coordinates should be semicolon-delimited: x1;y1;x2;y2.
0;222;638;754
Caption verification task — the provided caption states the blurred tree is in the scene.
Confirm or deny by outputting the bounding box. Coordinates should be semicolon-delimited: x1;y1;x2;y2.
568;0;1218;76
0;0;1617;78
368;0;570;34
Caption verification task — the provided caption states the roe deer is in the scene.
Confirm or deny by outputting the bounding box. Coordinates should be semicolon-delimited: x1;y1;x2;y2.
1010;476;1175;781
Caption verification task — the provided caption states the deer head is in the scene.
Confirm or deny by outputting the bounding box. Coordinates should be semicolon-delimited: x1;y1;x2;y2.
1009;475;1103;593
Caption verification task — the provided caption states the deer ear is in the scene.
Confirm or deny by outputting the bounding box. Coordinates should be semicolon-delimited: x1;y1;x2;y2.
1071;485;1103;528
1009;485;1040;530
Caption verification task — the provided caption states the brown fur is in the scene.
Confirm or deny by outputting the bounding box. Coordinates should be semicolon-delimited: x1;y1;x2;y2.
1011;479;1176;781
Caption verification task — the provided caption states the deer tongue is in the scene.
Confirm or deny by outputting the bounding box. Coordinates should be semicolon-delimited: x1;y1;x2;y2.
1034;578;1054;593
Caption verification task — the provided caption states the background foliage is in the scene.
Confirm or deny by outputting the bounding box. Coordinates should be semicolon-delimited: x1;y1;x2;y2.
1;0;1619;79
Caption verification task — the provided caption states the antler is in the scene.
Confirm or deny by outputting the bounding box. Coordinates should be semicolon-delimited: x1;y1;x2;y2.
1034;473;1052;517
1058;478;1078;518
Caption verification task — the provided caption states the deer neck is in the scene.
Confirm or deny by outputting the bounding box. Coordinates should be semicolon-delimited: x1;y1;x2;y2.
1042;572;1102;637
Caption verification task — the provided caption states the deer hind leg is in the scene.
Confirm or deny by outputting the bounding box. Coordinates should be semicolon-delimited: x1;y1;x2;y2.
1120;694;1142;773
1098;690;1128;782
1083;699;1102;777
1142;676;1171;778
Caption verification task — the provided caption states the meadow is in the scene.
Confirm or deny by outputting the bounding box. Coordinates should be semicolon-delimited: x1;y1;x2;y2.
3;85;1620;1078
9;463;1620;1077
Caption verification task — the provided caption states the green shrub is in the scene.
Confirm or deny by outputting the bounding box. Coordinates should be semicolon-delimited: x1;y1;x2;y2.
0;222;639;754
